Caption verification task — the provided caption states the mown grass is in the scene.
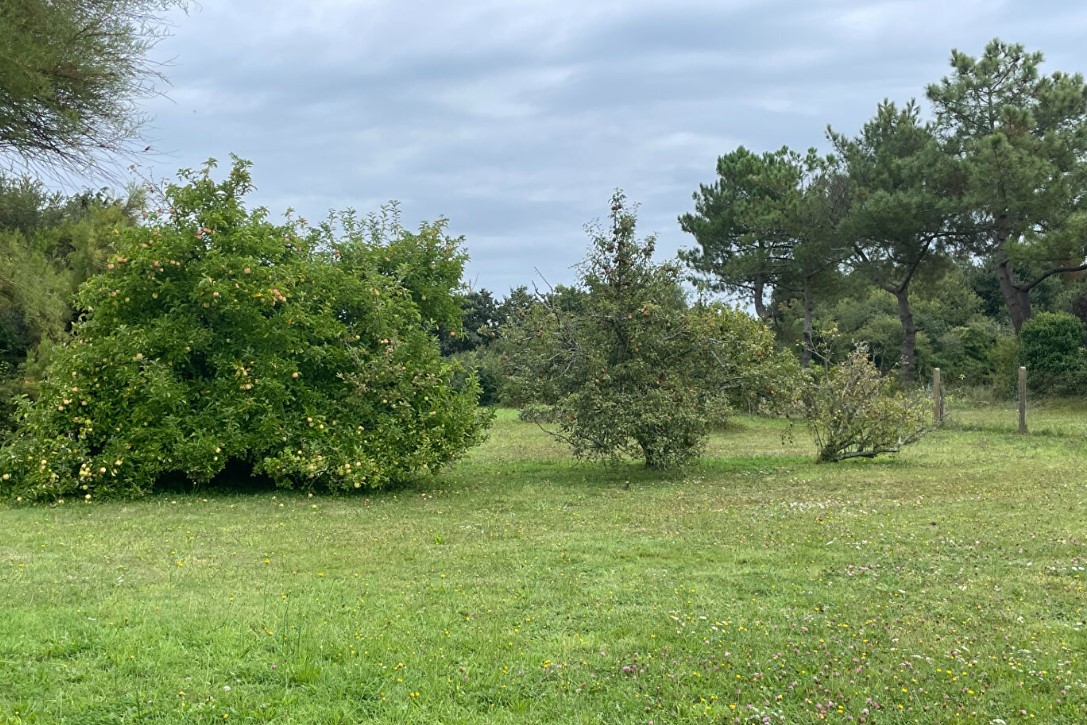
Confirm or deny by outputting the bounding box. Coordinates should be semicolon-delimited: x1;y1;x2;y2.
1;405;1085;723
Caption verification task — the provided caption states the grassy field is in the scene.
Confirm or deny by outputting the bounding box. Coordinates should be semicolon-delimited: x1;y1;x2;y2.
1;404;1085;723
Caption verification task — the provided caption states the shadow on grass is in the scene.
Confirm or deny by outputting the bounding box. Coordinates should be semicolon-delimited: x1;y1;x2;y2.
153;458;279;495
151;457;450;503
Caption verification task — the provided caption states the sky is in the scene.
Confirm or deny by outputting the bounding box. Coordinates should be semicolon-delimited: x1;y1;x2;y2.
134;0;1087;296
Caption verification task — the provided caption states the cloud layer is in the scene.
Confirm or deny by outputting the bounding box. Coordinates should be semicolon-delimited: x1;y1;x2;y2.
142;0;1087;294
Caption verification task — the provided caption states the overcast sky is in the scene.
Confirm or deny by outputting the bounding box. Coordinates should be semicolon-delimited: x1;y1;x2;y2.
139;0;1087;296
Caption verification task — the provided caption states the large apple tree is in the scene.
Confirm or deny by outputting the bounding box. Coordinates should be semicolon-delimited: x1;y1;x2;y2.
1;159;490;501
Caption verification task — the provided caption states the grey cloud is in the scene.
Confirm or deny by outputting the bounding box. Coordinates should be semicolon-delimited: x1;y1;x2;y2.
136;0;1087;295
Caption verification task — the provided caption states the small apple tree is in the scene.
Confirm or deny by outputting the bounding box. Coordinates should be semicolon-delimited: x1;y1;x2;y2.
508;191;800;469
0;158;490;501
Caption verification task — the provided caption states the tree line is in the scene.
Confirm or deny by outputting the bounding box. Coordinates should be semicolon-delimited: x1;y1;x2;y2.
440;41;1087;399
677;39;1087;388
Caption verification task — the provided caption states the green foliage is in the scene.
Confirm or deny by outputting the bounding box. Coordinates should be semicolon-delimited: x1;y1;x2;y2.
676;39;1087;390
440;288;502;355
927;39;1087;332
0;360;18;437
985;334;1022;399
795;266;1015;396
930;318;1005;387
517;403;557;423
679;148;845;301
0;0;187;175
0;176;139;433
439;287;537;406
0;159;490;501
509;192;702;469
680;146;845;366
1019;311;1086;396
0;228;70;360
687;303;804;416
449;346;506;406
824;294;907;372
830;100;961;383
678;146;806;319
510;191;799;469
1068;283;1087;327
1;177;129;361
804;345;931;463
322;201;467;333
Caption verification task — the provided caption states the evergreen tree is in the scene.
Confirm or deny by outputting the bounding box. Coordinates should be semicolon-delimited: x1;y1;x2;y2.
926;39;1087;333
830;100;961;382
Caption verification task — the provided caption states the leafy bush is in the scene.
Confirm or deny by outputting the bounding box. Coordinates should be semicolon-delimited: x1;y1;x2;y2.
805;345;930;463
1018;312;1086;396
0;159;490;501
0;361;19;437
507;192;702;469
930;318;1004;387
687;303;804;418
985;334;1020;399
508;192;800;469
1;178;141;438
450;346;507;406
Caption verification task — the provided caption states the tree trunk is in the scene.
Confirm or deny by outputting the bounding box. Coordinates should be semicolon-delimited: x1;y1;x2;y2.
752;276;767;321
639;439;661;470
801;276;814;368
993;216;1032;334
995;256;1032;334
895;285;916;384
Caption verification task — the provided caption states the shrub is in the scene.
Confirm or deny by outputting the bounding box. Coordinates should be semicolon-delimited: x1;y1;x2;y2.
0;361;19;438
450;347;507;407
1;180;139;416
507;192;704;469
1018;312;1086;396
687;304;804;418
984;334;1020;399
507;191;800;469
0;159;490;501
930;318;1003;388
805;344;930;463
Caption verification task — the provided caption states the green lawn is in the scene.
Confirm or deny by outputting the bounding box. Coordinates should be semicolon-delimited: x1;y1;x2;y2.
1;405;1085;723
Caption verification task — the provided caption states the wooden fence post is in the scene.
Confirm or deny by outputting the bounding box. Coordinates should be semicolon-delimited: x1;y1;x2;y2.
1018;366;1028;435
932;367;944;426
